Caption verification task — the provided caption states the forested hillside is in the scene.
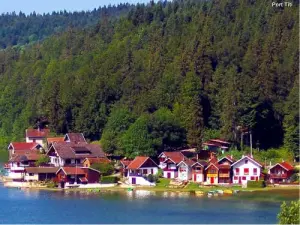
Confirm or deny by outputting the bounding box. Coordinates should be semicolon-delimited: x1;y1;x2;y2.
0;3;134;49
0;0;298;159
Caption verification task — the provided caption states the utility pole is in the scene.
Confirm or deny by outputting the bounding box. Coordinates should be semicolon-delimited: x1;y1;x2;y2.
250;130;253;157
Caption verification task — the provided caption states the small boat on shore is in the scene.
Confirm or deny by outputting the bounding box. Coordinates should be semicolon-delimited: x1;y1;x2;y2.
224;189;233;194
217;190;224;195
195;191;204;196
208;190;218;197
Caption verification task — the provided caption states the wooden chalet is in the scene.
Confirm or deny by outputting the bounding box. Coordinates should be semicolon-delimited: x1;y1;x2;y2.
268;161;294;184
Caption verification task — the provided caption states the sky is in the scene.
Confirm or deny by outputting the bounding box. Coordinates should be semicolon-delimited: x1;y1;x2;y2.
1;0;150;15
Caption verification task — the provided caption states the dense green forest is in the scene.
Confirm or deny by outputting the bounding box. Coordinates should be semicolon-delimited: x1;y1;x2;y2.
0;3;134;49
0;0;298;159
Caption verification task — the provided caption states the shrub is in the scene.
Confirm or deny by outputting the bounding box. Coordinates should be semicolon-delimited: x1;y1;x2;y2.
157;168;163;178
101;176;118;184
45;179;57;188
35;155;50;166
278;201;300;224
91;163;114;176
247;180;266;188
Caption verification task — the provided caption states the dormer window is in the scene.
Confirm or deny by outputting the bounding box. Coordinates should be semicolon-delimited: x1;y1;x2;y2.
245;160;248;164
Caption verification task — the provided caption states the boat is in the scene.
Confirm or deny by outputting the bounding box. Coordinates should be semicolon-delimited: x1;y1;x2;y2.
127;187;134;191
224;189;233;194
217;190;224;195
195;191;204;196
233;190;240;194
208;191;218;197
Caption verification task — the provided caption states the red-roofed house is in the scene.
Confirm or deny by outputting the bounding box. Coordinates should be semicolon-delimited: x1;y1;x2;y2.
26;128;50;146
46;137;65;146
120;160;132;176
231;155;262;185
158;151;185;179
56;167;100;188
7;142;43;159
218;156;235;184
191;161;207;183
64;133;87;144
268;161;294;183
126;156;158;186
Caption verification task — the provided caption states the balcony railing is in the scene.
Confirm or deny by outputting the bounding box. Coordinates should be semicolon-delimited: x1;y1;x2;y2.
270;174;287;178
219;173;230;178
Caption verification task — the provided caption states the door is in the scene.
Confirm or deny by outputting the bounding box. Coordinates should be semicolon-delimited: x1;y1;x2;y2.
132;177;136;184
194;174;197;182
238;177;241;184
210;177;214;184
167;173;171;179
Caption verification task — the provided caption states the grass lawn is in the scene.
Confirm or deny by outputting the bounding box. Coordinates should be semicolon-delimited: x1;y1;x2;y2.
0;150;8;162
155;178;171;188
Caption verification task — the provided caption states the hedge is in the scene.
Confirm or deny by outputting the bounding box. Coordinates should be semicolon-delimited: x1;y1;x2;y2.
100;176;119;184
247;180;266;188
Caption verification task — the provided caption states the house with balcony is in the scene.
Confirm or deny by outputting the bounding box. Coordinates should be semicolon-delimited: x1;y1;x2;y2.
202;139;230;154
191;161;207;183
268;161;294;184
126;156;158;186
24;167;59;182
46;142;107;167
204;154;219;184
231;155;262;185
218;156;235;184
158;151;185;179
177;158;195;181
56;167;100;188
120;159;132;176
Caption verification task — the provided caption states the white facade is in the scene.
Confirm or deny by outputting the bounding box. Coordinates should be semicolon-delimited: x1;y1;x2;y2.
25;137;44;146
24;173;39;181
8;162;27;180
231;156;261;185
127;167;158;186
49;156;65;167
127;176;156;186
177;162;192;181
193;173;204;182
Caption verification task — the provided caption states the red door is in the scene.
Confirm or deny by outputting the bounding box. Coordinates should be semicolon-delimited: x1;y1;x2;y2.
238;177;241;184
210;177;214;184
167;173;171;178
194;174;197;182
132;178;136;184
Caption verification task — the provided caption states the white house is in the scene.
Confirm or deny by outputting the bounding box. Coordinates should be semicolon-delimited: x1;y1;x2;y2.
158;151;185;179
191;161;206;183
126;156;158;186
177;158;194;181
25;128;50;147
231;155;262;185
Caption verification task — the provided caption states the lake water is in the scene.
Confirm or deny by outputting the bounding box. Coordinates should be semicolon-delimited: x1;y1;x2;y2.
0;183;290;224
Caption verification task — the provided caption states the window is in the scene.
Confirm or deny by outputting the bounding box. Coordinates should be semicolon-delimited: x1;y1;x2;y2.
253;168;257;175
210;169;216;174
244;168;249;175
245;160;248;164
29;173;34;176
143;169;147;174
234;176;238;180
242;176;246;180
235;168;240;175
250;176;255;180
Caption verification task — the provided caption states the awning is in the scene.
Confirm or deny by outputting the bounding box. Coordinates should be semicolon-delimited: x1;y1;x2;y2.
79;177;88;183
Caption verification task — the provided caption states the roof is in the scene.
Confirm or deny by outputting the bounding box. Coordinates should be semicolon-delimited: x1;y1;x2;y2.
231;155;262;168
64;133;87;143
47;137;65;144
57;167;86;175
84;157;111;164
205;162;219;170
210;139;230;145
192;160;207;167
9;153;40;162
218;155;235;164
26;128;50;138
57;167;100;175
8;142;41;151
47;142;106;159
160;151;185;164
127;156;157;170
178;157;196;167
270;162;294;171
25;167;59;174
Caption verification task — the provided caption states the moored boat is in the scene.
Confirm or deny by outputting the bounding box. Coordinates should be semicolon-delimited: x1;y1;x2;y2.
224;189;233;194
195;191;204;196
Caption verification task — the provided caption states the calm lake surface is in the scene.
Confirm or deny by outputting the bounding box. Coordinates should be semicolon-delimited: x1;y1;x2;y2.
0;182;295;224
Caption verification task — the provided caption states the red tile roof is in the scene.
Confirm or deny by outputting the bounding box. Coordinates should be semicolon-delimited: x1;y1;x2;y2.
47;137;65;144
9;153;40;162
279;162;294;171
25;167;59;174
26;129;50;138
85;157;111;164
127;156;157;170
47;142;106;159
59;167;86;175
210;139;230;145
64;133;87;143
8;142;41;151
161;151;185;164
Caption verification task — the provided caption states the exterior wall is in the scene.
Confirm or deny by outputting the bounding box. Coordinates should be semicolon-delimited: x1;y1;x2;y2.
24;173;39;181
218;169;231;183
26;137;44;146
163;170;177;179
232;158;261;185
205;165;219;184
192;173;204;182
178;164;192;181
85;170;100;183
49;156;65;167
83;160;91;168
127;176;156;186
127;167;158;177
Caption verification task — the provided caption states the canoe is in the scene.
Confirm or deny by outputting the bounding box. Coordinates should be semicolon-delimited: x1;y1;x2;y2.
224;189;233;194
195;191;204;196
